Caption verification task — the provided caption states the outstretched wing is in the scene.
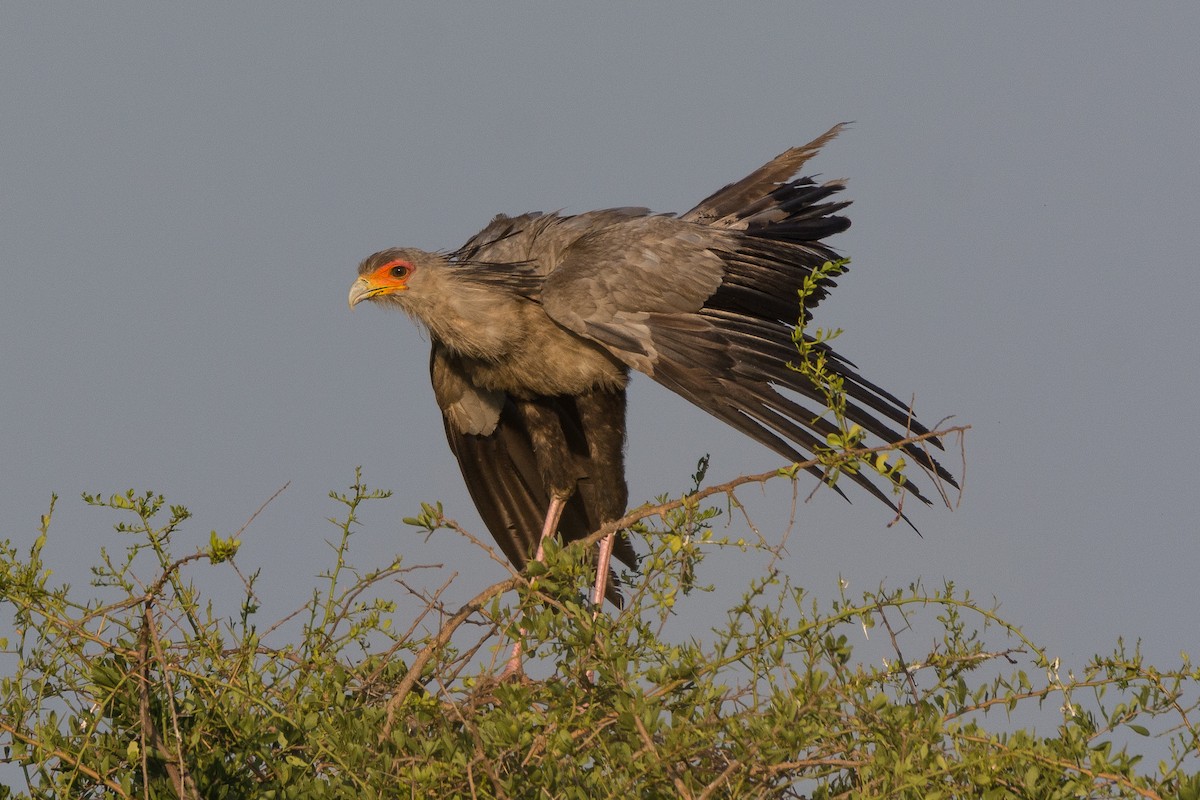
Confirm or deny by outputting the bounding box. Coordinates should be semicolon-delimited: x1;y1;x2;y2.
540;132;954;522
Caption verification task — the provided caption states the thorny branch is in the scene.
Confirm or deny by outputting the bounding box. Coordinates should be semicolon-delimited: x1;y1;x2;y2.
139;602;201;800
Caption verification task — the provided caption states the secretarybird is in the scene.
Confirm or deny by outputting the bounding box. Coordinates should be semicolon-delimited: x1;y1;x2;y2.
348;124;955;671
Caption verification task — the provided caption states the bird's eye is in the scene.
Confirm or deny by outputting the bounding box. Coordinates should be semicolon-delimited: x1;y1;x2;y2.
390;264;410;279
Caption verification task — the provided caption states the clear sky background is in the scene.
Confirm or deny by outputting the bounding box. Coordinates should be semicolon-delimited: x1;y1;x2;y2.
2;3;1198;705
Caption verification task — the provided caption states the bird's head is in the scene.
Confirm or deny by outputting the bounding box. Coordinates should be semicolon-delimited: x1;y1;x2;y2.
349;245;541;356
348;247;446;310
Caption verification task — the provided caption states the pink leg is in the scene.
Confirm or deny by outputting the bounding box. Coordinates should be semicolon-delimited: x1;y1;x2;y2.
501;495;568;678
591;532;616;607
585;531;618;684
533;494;568;563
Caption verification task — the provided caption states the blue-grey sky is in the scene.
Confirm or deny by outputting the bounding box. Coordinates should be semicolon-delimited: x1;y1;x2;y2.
2;3;1198;692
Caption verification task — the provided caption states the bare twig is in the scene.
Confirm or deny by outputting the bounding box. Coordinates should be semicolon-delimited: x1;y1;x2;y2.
875;602;920;705
232;482;290;540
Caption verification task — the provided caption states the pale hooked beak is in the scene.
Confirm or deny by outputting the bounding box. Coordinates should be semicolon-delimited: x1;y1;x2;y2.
348;277;377;309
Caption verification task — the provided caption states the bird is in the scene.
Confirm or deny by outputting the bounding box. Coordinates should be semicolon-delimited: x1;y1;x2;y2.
348;124;955;669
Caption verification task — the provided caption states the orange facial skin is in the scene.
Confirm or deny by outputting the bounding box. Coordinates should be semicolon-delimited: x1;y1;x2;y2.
366;258;414;294
348;258;415;307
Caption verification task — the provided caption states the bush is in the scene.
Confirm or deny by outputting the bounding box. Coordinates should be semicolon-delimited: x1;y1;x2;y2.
2;470;1197;799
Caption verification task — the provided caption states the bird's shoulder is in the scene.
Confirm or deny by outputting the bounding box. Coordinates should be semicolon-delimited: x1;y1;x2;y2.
456;208;653;268
541;212;728;329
